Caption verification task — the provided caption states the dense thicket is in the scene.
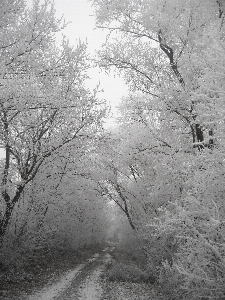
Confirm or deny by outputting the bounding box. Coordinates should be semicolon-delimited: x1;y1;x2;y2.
0;0;109;267
92;0;225;298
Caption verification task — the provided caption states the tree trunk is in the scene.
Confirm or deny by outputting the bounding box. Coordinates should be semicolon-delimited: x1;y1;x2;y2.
0;185;25;245
0;202;15;243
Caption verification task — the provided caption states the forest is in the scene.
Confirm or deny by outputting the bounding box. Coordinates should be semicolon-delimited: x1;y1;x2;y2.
0;0;225;299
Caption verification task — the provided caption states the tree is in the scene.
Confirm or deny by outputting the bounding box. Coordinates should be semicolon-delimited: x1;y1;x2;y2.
1;142;111;266
92;2;225;297
0;0;106;243
97;94;225;298
93;0;225;149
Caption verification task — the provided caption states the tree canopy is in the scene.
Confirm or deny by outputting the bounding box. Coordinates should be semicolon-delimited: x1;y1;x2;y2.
1;1;225;299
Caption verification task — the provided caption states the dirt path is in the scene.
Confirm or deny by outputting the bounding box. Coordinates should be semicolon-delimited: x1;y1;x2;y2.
28;264;86;300
23;247;165;300
26;250;111;300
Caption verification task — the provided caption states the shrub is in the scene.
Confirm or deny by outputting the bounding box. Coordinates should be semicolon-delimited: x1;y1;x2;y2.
107;260;156;283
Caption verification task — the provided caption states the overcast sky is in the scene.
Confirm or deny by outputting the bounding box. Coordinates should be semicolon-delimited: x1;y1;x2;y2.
53;0;128;120
24;0;128;120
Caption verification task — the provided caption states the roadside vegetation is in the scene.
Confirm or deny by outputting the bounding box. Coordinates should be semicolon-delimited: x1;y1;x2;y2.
101;235;165;300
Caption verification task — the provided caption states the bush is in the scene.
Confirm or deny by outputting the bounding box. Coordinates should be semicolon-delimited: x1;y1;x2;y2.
158;261;187;300
107;260;156;283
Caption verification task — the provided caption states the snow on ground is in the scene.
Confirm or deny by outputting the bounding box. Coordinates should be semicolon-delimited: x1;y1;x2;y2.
86;253;99;263
27;253;100;300
76;267;104;300
28;264;85;300
24;249;165;300
66;252;111;299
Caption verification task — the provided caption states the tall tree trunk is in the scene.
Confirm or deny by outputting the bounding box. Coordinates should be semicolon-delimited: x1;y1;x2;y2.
158;31;207;150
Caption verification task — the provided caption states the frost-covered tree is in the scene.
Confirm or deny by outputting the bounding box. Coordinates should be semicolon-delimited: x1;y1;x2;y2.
0;0;106;243
93;1;225;297
98;96;225;298
93;0;225;149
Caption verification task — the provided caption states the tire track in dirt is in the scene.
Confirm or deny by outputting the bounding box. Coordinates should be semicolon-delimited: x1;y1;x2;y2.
58;252;112;299
26;248;113;300
27;253;100;300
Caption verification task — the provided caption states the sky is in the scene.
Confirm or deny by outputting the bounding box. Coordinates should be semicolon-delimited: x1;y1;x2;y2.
24;0;128;120
52;0;128;122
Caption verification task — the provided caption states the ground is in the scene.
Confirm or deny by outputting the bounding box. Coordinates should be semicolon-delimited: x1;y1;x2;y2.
0;246;167;300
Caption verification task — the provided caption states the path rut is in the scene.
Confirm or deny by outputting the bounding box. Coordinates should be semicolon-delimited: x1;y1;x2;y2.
27;249;111;300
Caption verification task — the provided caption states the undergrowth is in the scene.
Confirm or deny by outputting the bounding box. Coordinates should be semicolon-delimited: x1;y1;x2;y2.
105;249;156;284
